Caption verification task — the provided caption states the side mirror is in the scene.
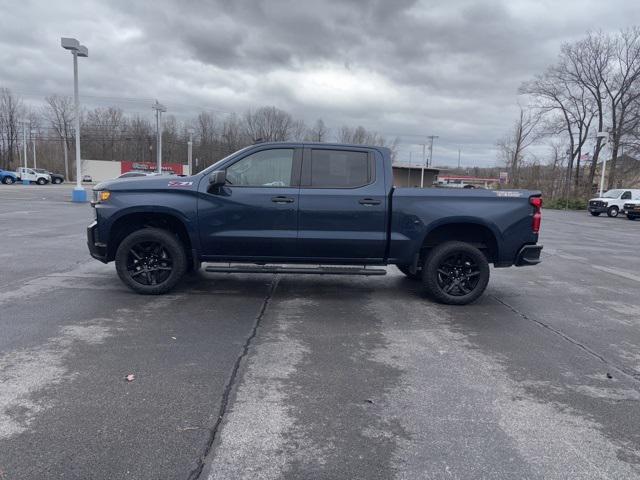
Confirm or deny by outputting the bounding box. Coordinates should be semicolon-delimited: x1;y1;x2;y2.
209;170;226;187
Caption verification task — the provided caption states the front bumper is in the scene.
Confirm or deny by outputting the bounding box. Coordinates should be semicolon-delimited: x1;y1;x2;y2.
87;221;108;263
588;206;608;213
515;244;543;266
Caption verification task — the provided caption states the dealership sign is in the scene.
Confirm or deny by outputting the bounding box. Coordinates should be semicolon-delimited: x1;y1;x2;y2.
121;161;184;175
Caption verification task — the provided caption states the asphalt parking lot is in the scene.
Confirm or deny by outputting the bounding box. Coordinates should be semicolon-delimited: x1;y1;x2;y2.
1;184;640;479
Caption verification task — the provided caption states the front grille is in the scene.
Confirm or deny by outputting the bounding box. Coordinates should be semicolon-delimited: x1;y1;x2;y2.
589;201;605;207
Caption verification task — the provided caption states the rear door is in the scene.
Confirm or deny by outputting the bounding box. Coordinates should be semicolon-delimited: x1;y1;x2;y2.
297;147;387;261
197;147;302;259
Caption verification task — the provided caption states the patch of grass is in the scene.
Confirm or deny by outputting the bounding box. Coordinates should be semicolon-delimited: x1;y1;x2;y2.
544;198;588;210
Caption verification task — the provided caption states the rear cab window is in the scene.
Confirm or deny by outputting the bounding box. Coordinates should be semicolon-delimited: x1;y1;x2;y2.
303;149;374;188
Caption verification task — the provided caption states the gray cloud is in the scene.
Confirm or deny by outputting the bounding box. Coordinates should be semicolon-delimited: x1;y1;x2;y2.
1;0;639;166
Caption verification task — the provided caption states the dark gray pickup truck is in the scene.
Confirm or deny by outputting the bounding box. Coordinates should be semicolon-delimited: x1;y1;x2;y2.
88;142;542;304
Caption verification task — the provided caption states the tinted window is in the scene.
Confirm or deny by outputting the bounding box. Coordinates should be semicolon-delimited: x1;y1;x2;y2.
310;149;371;188
621;191;632;200
227;149;294;187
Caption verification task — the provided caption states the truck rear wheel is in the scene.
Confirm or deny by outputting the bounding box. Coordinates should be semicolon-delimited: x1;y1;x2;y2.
115;228;187;295
397;264;422;280
422;241;490;305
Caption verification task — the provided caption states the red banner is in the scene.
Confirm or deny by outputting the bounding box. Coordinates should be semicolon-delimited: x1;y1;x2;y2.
121;161;184;175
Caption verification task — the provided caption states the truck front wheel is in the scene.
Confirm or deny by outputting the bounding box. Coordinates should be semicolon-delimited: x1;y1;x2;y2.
115;228;187;295
422;241;490;305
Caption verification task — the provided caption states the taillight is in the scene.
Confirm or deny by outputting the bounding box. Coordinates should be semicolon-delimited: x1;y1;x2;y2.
530;196;542;234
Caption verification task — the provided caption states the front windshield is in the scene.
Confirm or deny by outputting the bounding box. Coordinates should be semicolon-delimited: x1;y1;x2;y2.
602;190;622;198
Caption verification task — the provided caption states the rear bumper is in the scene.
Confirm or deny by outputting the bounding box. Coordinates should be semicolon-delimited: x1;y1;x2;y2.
87;221;108;263
515;244;543;266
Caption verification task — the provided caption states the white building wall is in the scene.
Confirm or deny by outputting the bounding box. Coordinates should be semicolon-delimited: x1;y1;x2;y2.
82;160;121;182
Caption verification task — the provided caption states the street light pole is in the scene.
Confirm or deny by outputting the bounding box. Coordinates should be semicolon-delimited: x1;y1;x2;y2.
187;129;193;175
152;100;167;174
20;120;29;184
597;132;609;198
61;37;88;202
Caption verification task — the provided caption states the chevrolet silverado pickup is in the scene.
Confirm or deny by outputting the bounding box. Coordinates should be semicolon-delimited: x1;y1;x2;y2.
88;142;543;305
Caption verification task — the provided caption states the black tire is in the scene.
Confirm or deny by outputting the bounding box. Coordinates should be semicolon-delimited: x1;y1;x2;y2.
607;206;619;217
2;176;15;185
397;264;422;280
627;214;637;221
115;228;187;295
422;241;490;305
590;211;601;217
53;178;63;184
36;177;46;185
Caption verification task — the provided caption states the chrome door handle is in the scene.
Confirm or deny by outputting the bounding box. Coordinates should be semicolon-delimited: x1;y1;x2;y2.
359;198;381;206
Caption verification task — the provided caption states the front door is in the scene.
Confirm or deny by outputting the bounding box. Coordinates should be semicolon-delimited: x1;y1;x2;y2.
297;147;387;261
198;147;301;259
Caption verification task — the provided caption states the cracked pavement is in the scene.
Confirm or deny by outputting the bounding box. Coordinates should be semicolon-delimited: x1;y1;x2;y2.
1;185;640;479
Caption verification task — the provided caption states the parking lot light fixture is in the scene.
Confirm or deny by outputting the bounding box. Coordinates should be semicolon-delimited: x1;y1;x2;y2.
61;37;88;202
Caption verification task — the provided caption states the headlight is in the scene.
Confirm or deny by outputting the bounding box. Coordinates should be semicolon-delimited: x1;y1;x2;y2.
92;190;111;204
602;201;608;207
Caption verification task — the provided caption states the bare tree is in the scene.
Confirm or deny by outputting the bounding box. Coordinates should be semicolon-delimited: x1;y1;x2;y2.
307;118;328;142
243;106;295;142
603;27;640;187
496;107;540;187
0;88;22;170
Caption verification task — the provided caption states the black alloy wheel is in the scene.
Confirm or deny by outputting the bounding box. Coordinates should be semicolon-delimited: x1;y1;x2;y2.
127;241;173;286
435;252;481;296
423;241;490;305
115;228;187;294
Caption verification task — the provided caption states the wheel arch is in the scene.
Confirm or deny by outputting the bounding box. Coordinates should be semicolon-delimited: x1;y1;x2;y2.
106;209;195;264
419;219;501;264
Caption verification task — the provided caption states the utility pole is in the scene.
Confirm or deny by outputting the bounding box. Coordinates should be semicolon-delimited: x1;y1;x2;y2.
420;143;426;188
458;148;461;169
187;129;193;175
31;132;36;169
62;134;69;180
426;135;439;167
152;100;167;174
21;120;29;184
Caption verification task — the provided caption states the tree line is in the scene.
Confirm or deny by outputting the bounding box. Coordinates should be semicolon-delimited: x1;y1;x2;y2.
499;27;640;199
0;89;398;179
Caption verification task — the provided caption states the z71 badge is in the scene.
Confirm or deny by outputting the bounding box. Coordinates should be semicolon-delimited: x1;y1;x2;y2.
168;180;193;187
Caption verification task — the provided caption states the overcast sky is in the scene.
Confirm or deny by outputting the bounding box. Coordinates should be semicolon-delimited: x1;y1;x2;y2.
1;0;639;167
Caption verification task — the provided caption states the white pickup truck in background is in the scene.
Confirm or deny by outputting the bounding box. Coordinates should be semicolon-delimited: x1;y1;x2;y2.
588;189;640;217
16;167;51;185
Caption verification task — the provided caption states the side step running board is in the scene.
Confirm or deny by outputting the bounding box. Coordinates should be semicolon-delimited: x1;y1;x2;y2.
204;265;387;276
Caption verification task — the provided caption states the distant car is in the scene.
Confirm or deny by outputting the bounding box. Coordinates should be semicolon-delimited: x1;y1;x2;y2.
16;167;51;185
117;171;176;179
0;169;17;184
623;202;640;220
117;171;150;179
587;189;640;217
82;175;93;183
34;168;65;184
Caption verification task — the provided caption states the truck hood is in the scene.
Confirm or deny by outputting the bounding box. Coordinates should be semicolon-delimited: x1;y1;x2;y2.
94;175;199;191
